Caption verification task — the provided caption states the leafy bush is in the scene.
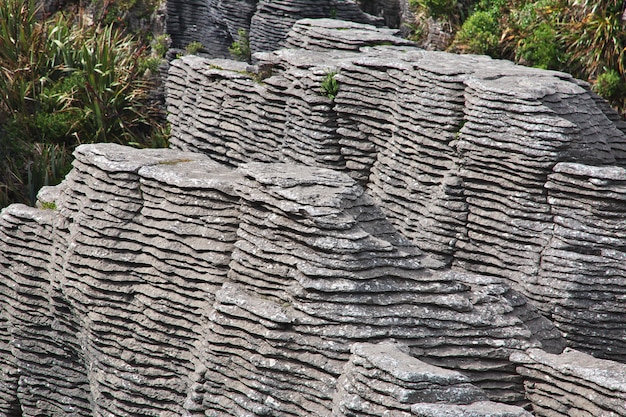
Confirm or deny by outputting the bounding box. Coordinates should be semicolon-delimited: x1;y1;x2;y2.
412;0;458;18
426;1;626;115
505;0;565;69
515;22;561;69
0;0;166;207
152;34;171;58
594;69;625;101
185;41;204;55
453;10;501;55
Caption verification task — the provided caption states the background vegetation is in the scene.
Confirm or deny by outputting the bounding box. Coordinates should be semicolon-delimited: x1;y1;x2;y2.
0;0;166;208
411;0;626;114
3;0;626;209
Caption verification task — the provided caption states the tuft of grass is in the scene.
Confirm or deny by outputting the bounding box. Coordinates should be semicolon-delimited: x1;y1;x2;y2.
157;158;193;165
185;41;204;55
320;70;339;100
39;201;57;210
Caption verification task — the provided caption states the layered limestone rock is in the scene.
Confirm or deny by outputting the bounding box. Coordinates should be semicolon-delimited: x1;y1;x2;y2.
512;348;626;417
540;163;626;361
166;19;626;365
331;342;534;417
4;15;626;417
183;161;561;416
0;144;243;416
2;143;562;416
165;0;382;57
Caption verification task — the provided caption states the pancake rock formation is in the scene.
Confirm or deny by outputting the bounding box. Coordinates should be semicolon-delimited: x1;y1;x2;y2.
2;16;626;417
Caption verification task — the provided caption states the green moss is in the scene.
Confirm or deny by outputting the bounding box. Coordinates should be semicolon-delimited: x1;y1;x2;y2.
40;201;57;210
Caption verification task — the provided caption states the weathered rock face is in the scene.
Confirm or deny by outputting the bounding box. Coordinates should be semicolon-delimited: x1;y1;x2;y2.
166;18;626;365
1;143;554;416
165;0;384;57
3;16;626;417
512;348;626;416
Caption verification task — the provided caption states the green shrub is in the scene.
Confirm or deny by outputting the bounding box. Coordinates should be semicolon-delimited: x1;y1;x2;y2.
594;69;625;101
152;34;170;58
515;22;561;69
414;0;457;18
229;29;251;61
453;10;501;55
185;41;204;55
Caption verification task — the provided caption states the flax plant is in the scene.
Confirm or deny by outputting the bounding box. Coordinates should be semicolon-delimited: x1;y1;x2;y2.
0;0;165;207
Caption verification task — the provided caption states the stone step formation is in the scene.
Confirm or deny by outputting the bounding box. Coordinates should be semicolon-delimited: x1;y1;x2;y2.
1;144;558;417
3;15;626;417
165;0;386;58
512;348;626;417
166;18;626;362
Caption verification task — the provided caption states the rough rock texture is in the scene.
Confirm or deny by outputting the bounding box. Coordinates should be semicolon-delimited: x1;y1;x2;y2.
1;143;559;416
0;145;242;416
512;348;626;417
3;16;626;417
333;342;490;416
166;19;626;364
165;0;383;57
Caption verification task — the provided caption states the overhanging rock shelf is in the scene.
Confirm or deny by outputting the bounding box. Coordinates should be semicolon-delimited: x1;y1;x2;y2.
2;18;626;417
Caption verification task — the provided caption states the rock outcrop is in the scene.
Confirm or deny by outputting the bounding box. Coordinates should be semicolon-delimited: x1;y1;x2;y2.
512;348;626;416
166;19;626;363
2;16;626;417
1;143;555;416
165;0;384;57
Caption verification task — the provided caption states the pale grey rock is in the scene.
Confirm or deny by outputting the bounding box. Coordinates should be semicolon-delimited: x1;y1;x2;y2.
409;401;534;417
512;348;626;416
4;15;626;417
332;341;490;416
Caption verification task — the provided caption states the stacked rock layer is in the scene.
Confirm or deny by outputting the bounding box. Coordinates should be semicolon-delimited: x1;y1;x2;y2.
2;143;562;416
184;161;564;416
165;0;382;57
3;16;626;417
512;348;626;416
166;19;626;364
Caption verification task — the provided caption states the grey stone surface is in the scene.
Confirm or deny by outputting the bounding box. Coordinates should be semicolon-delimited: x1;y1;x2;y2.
166;19;626;364
512;348;626;417
1;143;560;416
4;16;626;417
165;0;383;58
332;342;485;416
409;401;534;417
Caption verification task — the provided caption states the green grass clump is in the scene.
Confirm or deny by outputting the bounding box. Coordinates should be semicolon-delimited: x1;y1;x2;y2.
320;71;339;100
185;41;204;55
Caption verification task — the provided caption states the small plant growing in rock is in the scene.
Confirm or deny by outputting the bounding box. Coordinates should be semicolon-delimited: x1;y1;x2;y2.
185;41;204;55
320;70;339;100
152;34;171;58
229;28;251;61
40;201;57;210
